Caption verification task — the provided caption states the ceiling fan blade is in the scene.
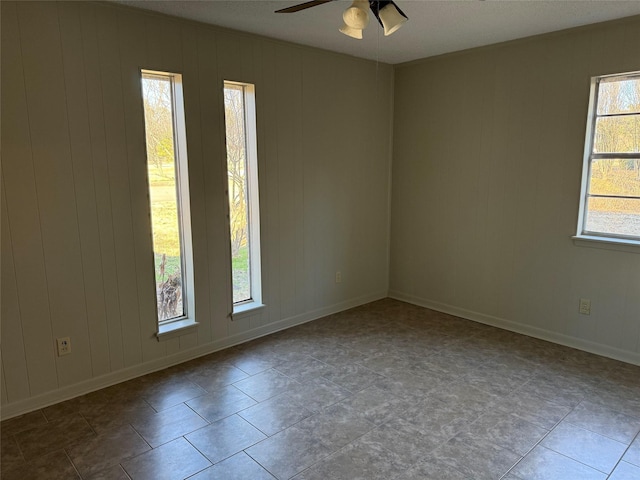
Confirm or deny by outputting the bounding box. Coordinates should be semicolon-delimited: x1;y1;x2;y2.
275;0;334;14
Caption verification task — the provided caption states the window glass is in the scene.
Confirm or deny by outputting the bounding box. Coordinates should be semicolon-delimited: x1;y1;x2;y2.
223;81;262;307
578;72;640;242
142;72;187;322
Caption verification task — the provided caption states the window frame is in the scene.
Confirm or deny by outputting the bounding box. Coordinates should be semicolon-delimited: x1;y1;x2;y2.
223;80;264;318
141;69;198;338
574;71;640;251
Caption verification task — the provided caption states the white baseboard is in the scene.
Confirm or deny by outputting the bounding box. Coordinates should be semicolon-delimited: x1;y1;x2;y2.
1;291;386;420
388;290;640;367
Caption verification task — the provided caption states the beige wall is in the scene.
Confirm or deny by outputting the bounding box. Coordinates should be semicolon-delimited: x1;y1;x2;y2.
390;16;640;364
3;1;639;419
0;1;394;416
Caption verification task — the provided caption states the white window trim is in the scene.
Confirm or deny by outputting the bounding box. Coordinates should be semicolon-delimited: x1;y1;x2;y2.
157;318;200;340
571;235;640;254
574;71;640;253
141;70;198;339
224;81;265;318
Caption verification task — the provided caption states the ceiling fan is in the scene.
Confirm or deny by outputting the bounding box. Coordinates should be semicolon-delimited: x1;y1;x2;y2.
275;0;408;39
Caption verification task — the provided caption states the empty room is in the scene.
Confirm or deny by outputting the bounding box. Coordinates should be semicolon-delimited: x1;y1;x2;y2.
1;1;639;479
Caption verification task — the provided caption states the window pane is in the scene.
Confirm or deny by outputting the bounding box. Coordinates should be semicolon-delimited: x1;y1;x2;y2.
224;84;251;303
142;74;185;321
597;77;640;115
589;158;640;196
593;115;640;153
585;197;640;237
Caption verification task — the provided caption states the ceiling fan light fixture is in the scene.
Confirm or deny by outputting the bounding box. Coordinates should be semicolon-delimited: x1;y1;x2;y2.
378;2;407;35
339;23;363;39
343;0;370;29
274;0;409;40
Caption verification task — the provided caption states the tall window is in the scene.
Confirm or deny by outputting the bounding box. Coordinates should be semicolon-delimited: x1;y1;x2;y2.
142;70;193;325
578;72;640;242
223;81;262;309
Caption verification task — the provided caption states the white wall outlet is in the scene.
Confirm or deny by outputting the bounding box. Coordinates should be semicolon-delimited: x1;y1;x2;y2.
57;337;71;356
335;271;342;283
579;298;591;315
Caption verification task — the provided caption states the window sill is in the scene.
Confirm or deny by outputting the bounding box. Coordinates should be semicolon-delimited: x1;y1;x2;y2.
232;302;266;320
572;235;640;254
156;318;199;341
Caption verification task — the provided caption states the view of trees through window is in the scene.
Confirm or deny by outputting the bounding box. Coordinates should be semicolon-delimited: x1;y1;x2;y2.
142;73;185;322
224;83;252;303
584;74;640;238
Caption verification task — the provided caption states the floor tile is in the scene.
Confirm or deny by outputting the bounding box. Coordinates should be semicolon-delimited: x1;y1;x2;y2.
563;401;640;444
245;426;332;480
13;413;95;460
463;362;531;396
4;299;640;480
284;377;351;413
67;424;150;477
307;436;409;480
1;449;80;480
84;464;131;479
41;391;108;421
0;410;48;437
142;379;207;412
320;364;384;393
608;461;640;480
372;374;435;403
359;352;427;376
188;364;249;392
432;435;521;480
229;353;281;376
516;373;593;408
132;403;208;447
186;384;257;423
309;346;368;367
0;435;25;471
622;435;640;467
122;437;210;480
422;351;484;377
589;381;640;419
459;411;548;456
274;356;335;382
394;455;470;480
337;385;413;425
359;422;444;465
387;396;480;440
233;369;300;402
510;445;607;480
494;391;572;430
341;338;398;358
189;452;275;479
99;379;149;402
186;414;266;464
238;393;313;436
294;403;374;452
82;398;158;434
541;421;627;473
429;381;501;414
290;469;325;480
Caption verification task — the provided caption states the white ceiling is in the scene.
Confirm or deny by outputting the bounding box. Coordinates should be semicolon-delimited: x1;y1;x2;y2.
115;0;640;64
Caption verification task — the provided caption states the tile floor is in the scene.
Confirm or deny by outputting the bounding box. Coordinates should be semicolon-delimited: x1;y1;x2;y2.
2;299;640;479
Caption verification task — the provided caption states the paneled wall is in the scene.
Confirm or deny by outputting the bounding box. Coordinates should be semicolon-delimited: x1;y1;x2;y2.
0;1;393;417
390;16;640;364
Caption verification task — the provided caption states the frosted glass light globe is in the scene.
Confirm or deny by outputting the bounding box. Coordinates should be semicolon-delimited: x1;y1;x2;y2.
342;1;370;29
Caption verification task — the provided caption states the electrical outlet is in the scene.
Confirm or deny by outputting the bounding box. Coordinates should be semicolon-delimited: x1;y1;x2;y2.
57;337;71;356
335;271;342;283
579;298;591;315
